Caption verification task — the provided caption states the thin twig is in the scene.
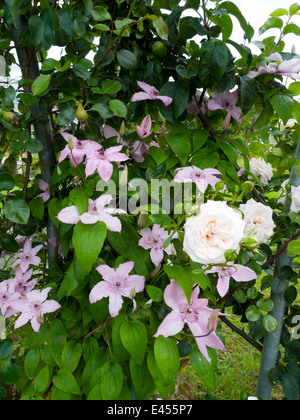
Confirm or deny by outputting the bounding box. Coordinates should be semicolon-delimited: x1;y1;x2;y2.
220;315;263;353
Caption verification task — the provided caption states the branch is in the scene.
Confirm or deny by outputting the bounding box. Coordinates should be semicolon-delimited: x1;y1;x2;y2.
22;151;32;201
262;228;300;270
220;316;263;353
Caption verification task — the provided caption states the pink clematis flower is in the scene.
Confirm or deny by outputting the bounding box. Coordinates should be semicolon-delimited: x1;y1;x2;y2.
174;166;222;193
154;280;225;362
138;224;177;267
136;115;152;139
10;267;37;296
89;262;146;318
204;264;258;298
0;280;21;318
35;180;50;203
207;90;242;123
57;194;125;232
132;81;173;107
59;132;101;167
10;288;61;332
247;52;300;79
12;240;43;273
85;145;129;183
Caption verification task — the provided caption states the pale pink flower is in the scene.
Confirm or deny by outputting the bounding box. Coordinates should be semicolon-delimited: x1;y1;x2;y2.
59;132;101;166
138;224;177;267
136;115;152;139
0;280;20;318
247;53;300;79
10;288;61;332
57;194;125;232
204;264;257;298
89;262;146;318
12;240;43;273
207;90;242;123
132;81;173;107
35;180;50;203
174;166;222;193
154;280;224;362
85;145;129;182
10;267;37;296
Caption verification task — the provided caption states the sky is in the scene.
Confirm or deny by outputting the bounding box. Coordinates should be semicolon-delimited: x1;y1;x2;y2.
7;0;300;83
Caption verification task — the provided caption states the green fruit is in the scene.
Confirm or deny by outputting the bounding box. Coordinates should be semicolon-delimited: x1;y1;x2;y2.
152;41;167;59
76;104;88;121
3;111;17;124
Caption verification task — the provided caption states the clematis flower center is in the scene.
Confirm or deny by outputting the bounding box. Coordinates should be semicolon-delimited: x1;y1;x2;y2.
76;141;84;149
99;150;106;159
33;303;40;310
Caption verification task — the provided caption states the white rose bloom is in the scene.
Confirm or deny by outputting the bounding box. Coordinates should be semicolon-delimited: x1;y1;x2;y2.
249;157;273;186
291;185;300;213
183;200;245;265
240;199;275;243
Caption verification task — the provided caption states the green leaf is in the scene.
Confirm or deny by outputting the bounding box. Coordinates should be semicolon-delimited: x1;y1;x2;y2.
240;75;256;114
28;13;54;50
270;8;288;17
147;351;174;399
153;16;169;40
32;75;51;96
69;188;89;215
25;349;40;378
283;23;300;36
120;320;148;364
198;40;229;87
72;221;107;275
190;345;217;392
160;81;190;121
91;6;112;21
289;3;300;16
109;99;128;118
34;366;52;394
146;285;164;302
282;373;299;400
61;341;82;373
130;358;155;400
0;340;12;360
246;305;261;322
263;315;278;333
0;364;21;385
29;197;45;221
154;336;179;386
53;369;81;395
259;17;283;35
101;80;122;95
112;315;130;363
164;264;193;303
166;123;191;164
216;1;254;41
25;138;44;153
270;94;294;125
101;361;123;400
0;172;14;191
257;298;274;312
3;199;30;224
117;49;137;70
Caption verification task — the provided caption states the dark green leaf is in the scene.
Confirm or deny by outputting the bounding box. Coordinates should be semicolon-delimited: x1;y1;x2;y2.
53;369;81;395
3;199;30;224
120;320;148;365
117;49;137;70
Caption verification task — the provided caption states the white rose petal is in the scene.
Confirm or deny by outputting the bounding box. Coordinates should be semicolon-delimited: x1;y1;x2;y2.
240;199;275;243
291;185;300;213
249;157;273;186
183;200;245;265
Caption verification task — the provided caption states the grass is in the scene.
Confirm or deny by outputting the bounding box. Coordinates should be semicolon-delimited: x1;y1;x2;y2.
177;314;284;401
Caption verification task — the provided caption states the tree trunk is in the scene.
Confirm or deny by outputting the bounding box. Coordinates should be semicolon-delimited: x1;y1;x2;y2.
10;14;57;268
256;137;300;400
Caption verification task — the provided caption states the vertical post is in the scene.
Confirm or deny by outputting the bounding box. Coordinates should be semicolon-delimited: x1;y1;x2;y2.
256;137;300;400
10;15;57;268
